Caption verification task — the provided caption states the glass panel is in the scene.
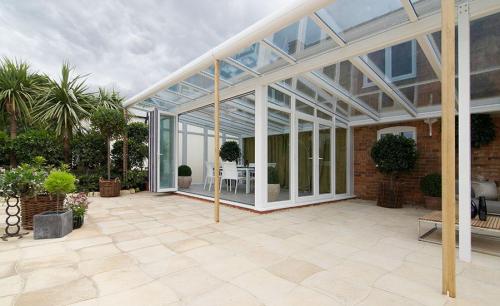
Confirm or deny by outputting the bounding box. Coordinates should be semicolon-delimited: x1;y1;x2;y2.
296;99;314;115
411;0;440;18
268;86;291;108
168;83;205;99
184;73;218;91
231;43;288;74
298;119;314;197
268;108;290;202
318;0;408;42
391;42;414;77
272;22;299;55
317;110;332;121
335;126;347;194
159;115;176;189
205;61;253;84
186;134;204;184
319;125;331;194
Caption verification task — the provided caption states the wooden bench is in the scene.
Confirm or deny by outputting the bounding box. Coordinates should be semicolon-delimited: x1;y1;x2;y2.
418;211;500;256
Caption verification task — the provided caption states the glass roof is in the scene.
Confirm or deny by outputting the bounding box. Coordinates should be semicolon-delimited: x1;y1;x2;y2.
132;1;500;125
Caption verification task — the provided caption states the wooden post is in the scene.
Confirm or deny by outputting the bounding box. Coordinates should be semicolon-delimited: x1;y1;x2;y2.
441;0;456;298
123;109;129;187
213;59;221;223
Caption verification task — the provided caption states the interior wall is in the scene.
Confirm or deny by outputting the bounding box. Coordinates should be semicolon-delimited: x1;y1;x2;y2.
353;112;500;205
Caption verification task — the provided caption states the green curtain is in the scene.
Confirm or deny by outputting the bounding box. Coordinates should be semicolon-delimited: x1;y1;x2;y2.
268;134;290;188
243;137;255;163
335;128;347;194
319;129;331;194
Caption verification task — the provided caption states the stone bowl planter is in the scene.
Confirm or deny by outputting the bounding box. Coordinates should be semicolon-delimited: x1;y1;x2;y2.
178;176;192;189
34;210;73;239
268;184;280;202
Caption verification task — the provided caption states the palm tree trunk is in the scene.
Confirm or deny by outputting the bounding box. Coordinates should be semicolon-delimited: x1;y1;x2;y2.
63;129;70;164
107;136;111;180
6;98;17;167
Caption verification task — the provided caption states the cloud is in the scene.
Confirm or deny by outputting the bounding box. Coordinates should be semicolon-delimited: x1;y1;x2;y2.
0;0;288;97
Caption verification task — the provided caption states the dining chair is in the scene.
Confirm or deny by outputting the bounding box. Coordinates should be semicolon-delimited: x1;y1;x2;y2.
220;161;245;194
204;162;215;191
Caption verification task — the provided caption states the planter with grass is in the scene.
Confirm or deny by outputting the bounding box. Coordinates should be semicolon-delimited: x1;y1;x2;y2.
34;169;76;239
267;166;280;202
420;173;441;210
178;165;192;189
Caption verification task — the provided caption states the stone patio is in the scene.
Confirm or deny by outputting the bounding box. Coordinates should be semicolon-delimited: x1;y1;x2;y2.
1;192;500;306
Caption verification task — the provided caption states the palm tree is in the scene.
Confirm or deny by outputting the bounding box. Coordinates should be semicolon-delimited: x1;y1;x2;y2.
95;87;125;110
0;58;44;166
34;63;93;163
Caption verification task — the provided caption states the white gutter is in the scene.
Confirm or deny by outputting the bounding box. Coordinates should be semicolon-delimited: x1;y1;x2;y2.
123;0;336;108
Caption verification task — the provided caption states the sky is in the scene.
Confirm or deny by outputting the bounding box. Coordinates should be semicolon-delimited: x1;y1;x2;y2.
0;0;288;98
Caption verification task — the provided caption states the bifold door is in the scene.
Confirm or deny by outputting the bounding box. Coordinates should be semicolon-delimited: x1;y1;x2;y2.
148;109;177;192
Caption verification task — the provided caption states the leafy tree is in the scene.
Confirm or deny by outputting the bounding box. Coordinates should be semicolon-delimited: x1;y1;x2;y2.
370;134;418;187
90;107;126;180
0;58;45;166
0;131;10;167
126;122;148;143
44;170;76;211
11;130;64;166
219;141;241;162
34;63;93;163
112;139;148;170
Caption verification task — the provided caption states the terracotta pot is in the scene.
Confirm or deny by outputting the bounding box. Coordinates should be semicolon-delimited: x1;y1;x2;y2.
178;176;192;189
268;184;280;202
424;196;441;210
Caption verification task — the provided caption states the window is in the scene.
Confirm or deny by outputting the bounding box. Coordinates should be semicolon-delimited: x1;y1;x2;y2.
377;126;417;142
363;40;417;87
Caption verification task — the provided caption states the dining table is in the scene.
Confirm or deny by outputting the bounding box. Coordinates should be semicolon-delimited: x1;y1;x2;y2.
218;165;255;194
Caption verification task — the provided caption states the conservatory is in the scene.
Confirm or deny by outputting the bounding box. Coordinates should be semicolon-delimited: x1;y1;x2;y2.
124;0;500;296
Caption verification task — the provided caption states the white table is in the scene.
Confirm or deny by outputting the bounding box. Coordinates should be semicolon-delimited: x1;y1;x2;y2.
237;166;255;194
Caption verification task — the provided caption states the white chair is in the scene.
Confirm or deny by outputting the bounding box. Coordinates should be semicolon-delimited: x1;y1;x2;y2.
204;162;215;191
220;161;245;194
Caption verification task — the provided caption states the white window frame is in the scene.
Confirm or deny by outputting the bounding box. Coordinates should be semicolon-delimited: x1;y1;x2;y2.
363;40;417;87
377;126;417;142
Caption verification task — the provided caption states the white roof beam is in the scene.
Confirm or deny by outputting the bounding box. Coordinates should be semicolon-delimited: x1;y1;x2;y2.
261;39;297;64
170;0;500;114
309;13;346;46
305;71;380;121
351;56;418;117
401;0;442;79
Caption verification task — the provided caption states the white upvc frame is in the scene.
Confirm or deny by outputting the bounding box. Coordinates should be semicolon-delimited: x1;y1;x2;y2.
458;2;472;263
157;110;178;192
362;40;418;88
376;126;417;142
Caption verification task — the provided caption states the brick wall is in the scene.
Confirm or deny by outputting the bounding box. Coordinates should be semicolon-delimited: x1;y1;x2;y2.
353;113;500;206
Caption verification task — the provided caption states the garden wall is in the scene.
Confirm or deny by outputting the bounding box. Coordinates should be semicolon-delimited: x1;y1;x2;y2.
353;112;500;206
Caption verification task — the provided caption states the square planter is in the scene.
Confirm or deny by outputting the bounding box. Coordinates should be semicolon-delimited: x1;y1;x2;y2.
33;210;73;239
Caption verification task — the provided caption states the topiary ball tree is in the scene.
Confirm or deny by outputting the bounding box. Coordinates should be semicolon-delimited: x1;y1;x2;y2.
370;134;418;189
178;165;192;177
219;141;241;162
44;170;76;211
420;173;441;197
90;107;126;180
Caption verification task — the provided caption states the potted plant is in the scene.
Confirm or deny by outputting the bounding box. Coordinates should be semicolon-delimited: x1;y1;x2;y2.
33;169;76;239
370;134;417;208
178;165;192;188
90;107;126;197
1;157;58;230
268;166;280;202
420;173;441;210
66;192;90;229
219;141;241;162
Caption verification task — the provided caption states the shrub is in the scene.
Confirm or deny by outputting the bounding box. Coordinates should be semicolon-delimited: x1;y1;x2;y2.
178;165;192;176
1;157;49;198
12;130;64;166
112;139;148;170
0;131;10;167
471;114;496;148
219;141;241;162
125;169;147;190
268;166;279;184
71;131;107;171
127;122;148;143
370;134;418;178
420;173;442;197
75;172;101;193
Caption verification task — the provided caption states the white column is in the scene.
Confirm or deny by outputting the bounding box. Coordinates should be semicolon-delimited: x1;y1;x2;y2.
181;123;188;165
254;85;268;210
203;128;208;181
458;2;472;263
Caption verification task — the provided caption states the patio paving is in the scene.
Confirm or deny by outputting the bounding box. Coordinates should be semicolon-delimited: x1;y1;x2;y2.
1;192;500;306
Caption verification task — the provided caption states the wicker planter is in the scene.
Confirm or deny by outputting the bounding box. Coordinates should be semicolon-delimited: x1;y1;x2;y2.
99;178;121;197
377;181;402;208
21;195;62;230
